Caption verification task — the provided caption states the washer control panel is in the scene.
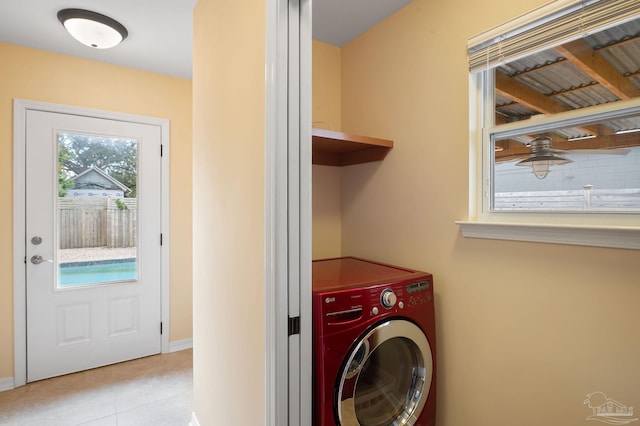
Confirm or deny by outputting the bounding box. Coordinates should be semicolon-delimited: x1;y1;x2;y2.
364;277;433;317
317;274;433;326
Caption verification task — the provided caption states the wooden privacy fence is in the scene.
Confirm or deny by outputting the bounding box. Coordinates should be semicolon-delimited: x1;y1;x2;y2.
494;187;640;211
59;198;137;249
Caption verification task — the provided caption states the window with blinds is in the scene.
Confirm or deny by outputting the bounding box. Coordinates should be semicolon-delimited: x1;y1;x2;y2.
468;0;640;214
468;0;640;73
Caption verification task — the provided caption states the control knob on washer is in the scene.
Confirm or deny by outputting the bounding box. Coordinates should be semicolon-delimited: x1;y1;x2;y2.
380;289;397;309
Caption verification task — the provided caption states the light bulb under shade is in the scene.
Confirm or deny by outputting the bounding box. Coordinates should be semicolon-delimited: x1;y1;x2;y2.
58;9;128;49
516;153;572;179
531;160;551;179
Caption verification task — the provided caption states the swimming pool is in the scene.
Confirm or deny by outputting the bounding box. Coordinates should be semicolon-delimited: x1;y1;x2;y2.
59;259;137;287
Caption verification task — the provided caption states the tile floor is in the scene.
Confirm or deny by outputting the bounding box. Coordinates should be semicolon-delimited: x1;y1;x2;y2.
0;349;193;426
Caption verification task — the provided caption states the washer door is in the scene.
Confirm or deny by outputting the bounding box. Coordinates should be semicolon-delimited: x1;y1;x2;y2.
336;320;433;426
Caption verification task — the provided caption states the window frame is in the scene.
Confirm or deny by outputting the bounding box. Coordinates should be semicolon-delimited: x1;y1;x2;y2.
460;2;640;250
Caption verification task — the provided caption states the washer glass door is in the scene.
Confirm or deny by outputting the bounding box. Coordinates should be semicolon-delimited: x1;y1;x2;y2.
337;320;433;426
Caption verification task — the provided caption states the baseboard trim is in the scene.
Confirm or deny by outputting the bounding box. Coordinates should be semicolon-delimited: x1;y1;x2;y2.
169;338;193;353
0;377;15;392
189;412;200;426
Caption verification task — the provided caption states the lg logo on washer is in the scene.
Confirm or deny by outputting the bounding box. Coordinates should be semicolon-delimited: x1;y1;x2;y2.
325;297;336;304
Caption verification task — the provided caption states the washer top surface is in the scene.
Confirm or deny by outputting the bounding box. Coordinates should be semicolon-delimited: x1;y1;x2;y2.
312;256;428;292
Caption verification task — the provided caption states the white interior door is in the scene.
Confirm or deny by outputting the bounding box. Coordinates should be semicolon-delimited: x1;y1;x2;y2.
25;109;162;382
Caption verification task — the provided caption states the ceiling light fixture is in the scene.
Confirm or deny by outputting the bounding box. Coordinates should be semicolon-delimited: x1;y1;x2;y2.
57;9;128;49
616;128;640;135
515;136;573;179
567;134;596;142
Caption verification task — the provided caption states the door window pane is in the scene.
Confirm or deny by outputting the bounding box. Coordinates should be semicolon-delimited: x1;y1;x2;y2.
57;132;138;288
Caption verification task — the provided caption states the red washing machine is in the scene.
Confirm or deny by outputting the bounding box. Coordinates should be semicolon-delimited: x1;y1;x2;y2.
313;257;436;426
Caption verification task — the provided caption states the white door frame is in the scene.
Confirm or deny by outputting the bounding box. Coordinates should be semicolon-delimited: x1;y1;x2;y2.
265;0;312;424
12;99;171;388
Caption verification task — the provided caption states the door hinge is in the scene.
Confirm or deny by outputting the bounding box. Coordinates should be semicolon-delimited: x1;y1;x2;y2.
288;316;300;336
160;144;163;157
160;322;163;335
160;233;163;245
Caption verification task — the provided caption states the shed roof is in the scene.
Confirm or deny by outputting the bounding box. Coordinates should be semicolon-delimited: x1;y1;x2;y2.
70;166;131;193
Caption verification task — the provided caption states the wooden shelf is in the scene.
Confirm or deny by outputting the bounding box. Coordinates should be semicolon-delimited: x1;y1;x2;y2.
312;128;393;166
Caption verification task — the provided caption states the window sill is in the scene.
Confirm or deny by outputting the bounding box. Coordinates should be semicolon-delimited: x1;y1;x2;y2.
455;221;640;250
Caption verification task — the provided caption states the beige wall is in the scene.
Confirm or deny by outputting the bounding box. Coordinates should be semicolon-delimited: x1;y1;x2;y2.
312;40;342;259
312;164;342;259
336;0;640;425
0;42;193;380
192;0;265;424
312;40;342;131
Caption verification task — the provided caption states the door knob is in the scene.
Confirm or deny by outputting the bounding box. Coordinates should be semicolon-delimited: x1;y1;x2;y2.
31;255;53;265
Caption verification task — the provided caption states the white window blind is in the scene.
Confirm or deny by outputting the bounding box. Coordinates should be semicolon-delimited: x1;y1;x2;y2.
468;0;640;73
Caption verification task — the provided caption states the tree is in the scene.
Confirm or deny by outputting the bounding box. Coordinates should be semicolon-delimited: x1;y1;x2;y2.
58;143;75;197
58;133;138;197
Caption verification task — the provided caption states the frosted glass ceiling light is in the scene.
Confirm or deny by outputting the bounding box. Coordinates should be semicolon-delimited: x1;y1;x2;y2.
57;9;128;49
516;155;572;179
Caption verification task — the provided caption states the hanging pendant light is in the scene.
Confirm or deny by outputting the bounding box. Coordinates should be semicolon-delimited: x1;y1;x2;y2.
515;136;572;179
57;9;128;49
